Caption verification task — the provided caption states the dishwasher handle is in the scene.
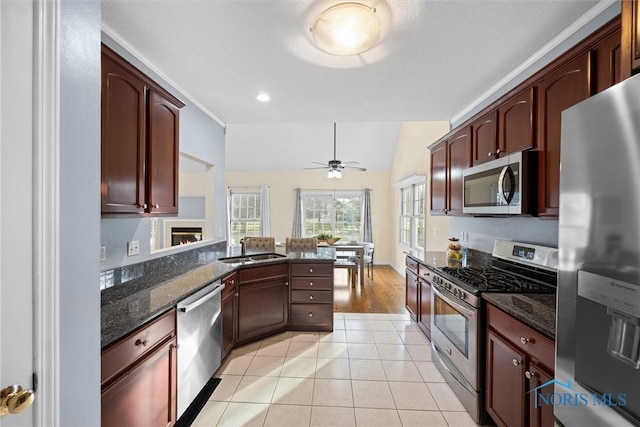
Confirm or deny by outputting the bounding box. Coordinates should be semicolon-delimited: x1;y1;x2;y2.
177;283;225;313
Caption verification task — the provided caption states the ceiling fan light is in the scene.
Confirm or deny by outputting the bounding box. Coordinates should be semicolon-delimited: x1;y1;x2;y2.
311;3;381;56
334;169;342;179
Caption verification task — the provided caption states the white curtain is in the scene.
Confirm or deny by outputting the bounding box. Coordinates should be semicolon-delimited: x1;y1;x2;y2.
260;185;271;236
225;186;232;244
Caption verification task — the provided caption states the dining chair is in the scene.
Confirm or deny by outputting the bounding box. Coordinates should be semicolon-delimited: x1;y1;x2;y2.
285;237;318;252
243;236;275;252
349;242;375;280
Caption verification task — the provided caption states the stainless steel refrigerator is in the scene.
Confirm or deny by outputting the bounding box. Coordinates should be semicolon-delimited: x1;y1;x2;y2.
557;73;640;426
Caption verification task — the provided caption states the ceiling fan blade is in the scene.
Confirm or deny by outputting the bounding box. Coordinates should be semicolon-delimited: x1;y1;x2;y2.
310;161;327;166
304;166;329;170
341;161;360;165
343;165;367;171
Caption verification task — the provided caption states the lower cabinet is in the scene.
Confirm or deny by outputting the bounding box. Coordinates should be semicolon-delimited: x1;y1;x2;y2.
405;257;419;320
101;309;177;427
237;263;289;343
221;272;238;360
417;271;432;339
406;255;432;338
289;262;334;331
485;304;555;427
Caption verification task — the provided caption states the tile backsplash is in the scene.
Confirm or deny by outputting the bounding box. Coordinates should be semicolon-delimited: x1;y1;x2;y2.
99;241;227;295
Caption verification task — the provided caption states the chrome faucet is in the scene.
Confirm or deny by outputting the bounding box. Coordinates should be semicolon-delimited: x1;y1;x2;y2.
240;238;246;256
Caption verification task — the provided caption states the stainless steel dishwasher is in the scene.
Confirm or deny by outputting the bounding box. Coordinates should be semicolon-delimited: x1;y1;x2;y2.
176;281;224;418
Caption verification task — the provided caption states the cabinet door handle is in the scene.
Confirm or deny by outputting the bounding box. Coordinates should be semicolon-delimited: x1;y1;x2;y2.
234;292;239;297
496;148;501;154
309;281;313;287
309;295;314;300
140;203;148;209
308;312;313;317
154;204;159;209
285;281;289;286
520;337;530;344
309;268;314;273
525;371;536;379
488;152;493;157
512;359;521;366
135;339;149;347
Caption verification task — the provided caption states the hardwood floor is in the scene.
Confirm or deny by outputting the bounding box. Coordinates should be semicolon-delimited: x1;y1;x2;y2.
333;265;408;314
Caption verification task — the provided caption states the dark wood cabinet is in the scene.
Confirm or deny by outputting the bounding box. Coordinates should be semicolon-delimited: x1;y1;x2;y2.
485;304;555;427
498;88;535;155
101;309;177;427
289;262;334;331
101;44;184;217
447;128;472;215
471;111;498;165
221;273;238;360
535;53;590;218
621;0;640;79
593;27;622;93
417;266;432;339
237;263;289;342
101;52;147;215
429;141;447;214
405;257;419;320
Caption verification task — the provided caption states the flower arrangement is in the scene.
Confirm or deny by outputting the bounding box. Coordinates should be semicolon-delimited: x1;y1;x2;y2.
316;232;340;245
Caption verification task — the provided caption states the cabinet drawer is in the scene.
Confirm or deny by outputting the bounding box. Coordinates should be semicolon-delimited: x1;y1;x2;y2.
487;304;554;371
101;308;176;384
406;257;419;274
291;263;333;277
291;289;333;304
291;276;333;290
239;262;288;283
418;264;432;282
290;304;333;325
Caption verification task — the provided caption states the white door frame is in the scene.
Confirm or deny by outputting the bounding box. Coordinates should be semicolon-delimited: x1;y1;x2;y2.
32;0;59;425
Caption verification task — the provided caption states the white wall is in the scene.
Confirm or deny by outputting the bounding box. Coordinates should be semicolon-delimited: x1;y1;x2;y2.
389;121;450;272
225;171;392;264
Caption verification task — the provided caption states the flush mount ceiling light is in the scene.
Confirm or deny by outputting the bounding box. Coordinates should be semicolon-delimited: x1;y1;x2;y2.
255;92;271;102
310;2;381;56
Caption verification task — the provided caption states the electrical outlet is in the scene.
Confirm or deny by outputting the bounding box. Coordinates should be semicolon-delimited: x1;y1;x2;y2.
100;245;107;261
464;232;469;242
127;240;140;256
433;227;438;236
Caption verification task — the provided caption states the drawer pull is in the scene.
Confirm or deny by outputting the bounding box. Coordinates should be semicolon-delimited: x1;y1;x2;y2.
309;268;314;273
308;312;313;318
309;295;314;300
512;359;521;367
520;337;530;345
309;281;313;287
285;281;289;286
525;371;536;379
135;339;149;347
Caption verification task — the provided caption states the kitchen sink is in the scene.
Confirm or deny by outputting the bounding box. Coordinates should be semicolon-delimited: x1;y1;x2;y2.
217;253;286;264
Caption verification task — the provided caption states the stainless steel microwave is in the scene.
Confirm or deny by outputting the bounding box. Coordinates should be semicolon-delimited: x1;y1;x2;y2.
462;151;536;215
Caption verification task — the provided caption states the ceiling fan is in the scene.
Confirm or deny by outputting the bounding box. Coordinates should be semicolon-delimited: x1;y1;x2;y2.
305;123;367;178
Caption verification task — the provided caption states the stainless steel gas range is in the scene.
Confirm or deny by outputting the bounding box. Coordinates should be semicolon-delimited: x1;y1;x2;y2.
430;240;558;424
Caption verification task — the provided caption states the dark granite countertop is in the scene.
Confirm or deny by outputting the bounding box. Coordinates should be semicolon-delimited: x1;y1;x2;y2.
482;293;556;340
101;246;336;348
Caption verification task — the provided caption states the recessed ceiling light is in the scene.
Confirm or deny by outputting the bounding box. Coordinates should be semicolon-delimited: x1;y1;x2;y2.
256;92;271;102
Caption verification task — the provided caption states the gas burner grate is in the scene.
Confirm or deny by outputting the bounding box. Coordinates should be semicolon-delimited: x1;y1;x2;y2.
440;266;554;293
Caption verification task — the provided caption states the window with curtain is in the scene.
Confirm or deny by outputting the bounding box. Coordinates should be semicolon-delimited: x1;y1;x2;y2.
400;182;425;250
229;191;262;244
301;190;363;241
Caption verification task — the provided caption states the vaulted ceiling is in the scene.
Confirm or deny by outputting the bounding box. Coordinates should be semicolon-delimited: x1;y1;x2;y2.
102;0;609;172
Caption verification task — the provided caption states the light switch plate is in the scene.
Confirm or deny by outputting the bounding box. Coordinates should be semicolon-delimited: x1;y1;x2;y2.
127;240;140;256
100;245;107;261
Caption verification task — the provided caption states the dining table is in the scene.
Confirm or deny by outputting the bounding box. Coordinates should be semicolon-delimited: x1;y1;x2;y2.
328;242;366;288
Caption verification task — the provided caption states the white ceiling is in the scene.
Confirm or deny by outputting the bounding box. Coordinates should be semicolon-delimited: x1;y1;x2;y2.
102;0;607;172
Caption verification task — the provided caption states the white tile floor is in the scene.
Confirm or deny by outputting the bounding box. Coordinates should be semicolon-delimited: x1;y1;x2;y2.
194;312;480;427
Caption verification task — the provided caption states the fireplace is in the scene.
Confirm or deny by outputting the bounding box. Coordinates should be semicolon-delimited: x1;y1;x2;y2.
171;227;203;246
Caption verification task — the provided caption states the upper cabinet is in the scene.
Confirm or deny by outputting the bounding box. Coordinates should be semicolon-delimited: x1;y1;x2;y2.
535;53;590;218
101;44;184;217
497;88;535;156
593;28;622;93
429;128;471;215
471;111;497;166
621;0;640;79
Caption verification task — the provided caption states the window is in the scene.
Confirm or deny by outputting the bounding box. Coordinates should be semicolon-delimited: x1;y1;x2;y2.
229;191;261;244
400;181;425;250
301;191;363;241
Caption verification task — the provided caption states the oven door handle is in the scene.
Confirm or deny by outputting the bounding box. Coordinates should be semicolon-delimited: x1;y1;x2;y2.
433;285;476;318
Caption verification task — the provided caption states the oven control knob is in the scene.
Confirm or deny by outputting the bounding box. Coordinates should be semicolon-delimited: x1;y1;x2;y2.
453;289;459;297
460;291;466;300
